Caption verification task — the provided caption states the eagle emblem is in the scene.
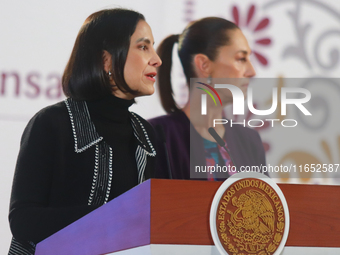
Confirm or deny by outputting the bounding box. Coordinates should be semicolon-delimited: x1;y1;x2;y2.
215;178;286;255
228;190;275;236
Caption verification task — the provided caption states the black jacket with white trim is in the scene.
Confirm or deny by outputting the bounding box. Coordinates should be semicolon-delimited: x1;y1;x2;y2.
8;98;157;254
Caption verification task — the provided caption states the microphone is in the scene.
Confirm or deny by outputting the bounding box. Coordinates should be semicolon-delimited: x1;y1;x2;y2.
208;127;238;172
155;125;173;179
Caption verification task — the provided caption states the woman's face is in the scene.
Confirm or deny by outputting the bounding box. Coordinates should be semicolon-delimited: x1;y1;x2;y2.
209;29;256;103
211;29;255;78
122;20;162;98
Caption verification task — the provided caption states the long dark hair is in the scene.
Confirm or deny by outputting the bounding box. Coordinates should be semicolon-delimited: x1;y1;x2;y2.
62;8;145;100
157;17;239;113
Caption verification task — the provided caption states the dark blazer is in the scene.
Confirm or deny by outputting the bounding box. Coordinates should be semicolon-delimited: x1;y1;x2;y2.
149;111;266;179
9;98;156;254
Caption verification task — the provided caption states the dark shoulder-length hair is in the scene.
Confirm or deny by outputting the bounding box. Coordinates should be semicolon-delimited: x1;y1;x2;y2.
62;8;145;100
157;17;239;113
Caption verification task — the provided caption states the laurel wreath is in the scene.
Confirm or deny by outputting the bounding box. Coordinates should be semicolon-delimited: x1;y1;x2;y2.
218;220;285;254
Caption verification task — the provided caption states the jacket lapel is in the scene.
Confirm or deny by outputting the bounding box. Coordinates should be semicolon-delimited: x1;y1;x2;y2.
130;112;156;183
65;99;156;190
64;98;103;153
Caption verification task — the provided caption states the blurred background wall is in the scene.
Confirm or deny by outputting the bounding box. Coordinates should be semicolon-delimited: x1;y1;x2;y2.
1;0;339;253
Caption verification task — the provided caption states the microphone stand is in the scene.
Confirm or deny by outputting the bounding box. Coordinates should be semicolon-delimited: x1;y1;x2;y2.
208;127;239;173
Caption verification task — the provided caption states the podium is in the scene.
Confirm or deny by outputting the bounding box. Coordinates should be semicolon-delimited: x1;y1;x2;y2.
35;179;340;255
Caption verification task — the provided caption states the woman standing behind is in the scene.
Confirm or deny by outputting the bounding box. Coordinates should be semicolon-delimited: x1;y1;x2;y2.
9;9;161;254
149;17;265;180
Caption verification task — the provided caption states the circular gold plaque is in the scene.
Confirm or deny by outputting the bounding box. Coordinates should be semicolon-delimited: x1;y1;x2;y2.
210;172;289;255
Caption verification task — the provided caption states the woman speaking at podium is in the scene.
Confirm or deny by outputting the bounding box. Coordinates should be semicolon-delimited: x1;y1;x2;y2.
149;17;266;180
8;8;161;254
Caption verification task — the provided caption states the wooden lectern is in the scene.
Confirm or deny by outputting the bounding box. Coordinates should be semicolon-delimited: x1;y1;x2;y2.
35;179;340;255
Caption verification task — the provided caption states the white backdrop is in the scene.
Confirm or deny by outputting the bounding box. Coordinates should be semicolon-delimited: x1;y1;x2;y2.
1;0;340;253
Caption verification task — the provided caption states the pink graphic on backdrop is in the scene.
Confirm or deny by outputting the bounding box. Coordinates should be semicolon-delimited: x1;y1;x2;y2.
232;5;272;66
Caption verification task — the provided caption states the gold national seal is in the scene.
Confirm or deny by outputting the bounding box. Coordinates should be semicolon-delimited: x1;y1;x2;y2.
216;178;285;255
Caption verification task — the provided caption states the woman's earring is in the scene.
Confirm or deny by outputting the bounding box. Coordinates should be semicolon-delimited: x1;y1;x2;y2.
207;76;212;84
108;71;112;77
